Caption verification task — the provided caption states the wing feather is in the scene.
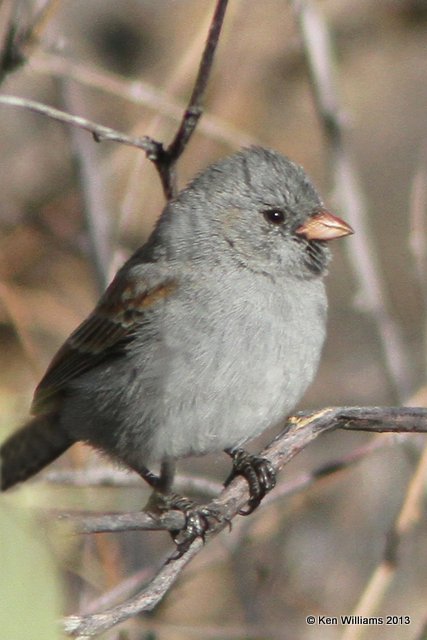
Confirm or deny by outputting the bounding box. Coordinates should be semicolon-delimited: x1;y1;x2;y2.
32;271;176;414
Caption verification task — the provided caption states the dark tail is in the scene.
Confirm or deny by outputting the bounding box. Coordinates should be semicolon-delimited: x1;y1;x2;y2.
1;414;73;491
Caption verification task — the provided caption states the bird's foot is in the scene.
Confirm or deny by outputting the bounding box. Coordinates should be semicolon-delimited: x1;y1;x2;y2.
224;448;276;515
150;492;228;559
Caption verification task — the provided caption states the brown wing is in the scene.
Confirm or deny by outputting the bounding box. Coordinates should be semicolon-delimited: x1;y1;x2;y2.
32;272;176;414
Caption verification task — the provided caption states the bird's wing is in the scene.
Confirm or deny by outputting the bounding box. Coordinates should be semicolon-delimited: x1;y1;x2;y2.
32;267;177;414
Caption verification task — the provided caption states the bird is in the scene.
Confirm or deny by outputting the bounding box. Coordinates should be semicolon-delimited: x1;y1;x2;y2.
0;146;353;547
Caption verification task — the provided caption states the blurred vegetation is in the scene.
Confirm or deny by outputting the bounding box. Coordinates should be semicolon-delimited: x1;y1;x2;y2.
0;501;61;639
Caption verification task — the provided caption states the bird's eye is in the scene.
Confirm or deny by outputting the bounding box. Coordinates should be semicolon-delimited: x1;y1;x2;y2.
263;209;285;225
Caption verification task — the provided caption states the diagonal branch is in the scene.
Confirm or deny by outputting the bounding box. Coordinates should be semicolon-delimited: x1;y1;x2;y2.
62;406;427;637
166;0;229;160
0;0;229;203
151;0;229;198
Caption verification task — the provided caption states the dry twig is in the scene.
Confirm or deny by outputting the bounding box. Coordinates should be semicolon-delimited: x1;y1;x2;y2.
61;406;427;637
0;0;229;203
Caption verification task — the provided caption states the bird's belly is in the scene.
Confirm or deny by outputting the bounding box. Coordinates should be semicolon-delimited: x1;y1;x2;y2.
143;287;326;460
63;277;326;467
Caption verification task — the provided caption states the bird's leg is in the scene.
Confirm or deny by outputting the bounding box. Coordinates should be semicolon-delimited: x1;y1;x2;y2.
158;457;176;493
136;459;225;558
224;447;276;515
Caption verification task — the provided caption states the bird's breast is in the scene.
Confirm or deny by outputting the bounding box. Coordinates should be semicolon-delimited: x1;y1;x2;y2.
145;270;328;459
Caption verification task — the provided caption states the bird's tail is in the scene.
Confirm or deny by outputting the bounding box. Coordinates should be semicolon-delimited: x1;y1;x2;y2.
1;413;73;491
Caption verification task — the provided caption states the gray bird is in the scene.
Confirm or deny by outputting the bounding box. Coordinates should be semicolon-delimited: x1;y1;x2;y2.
0;147;352;544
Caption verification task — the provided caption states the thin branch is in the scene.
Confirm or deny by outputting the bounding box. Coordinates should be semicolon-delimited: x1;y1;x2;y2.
80;567;155;616
0;94;161;153
62;441;390;536
59;509;185;535
45;467;223;497
0;0;229;204
62;406;427;637
60;407;427;537
64;541;203;637
0;0;228;218
116;0;241;233
166;0;229;159
289;0;411;399
151;0;229;198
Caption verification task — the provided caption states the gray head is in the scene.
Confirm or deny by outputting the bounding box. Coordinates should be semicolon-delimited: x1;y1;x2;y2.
150;147;352;279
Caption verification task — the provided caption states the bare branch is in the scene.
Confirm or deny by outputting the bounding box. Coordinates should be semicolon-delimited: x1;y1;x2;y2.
0;94;161;152
60;407;427;537
45;467;223;497
64;541;203;637
166;0;229;159
59;509;185;535
152;0;229;198
0;0;229;203
62;406;427;637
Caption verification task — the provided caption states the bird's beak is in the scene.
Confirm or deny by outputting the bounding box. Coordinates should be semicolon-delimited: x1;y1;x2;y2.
295;208;354;241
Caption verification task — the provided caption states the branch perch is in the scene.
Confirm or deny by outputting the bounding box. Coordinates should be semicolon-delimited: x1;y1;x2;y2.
62;405;427;637
0;0;229;202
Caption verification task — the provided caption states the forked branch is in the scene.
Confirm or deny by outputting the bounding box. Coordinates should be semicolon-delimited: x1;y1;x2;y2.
63;406;427;637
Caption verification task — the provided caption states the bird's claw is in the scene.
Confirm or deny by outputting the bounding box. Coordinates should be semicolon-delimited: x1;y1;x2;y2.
165;494;229;560
225;448;276;515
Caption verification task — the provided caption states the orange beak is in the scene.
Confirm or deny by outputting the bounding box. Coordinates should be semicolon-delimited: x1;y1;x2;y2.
295;208;354;241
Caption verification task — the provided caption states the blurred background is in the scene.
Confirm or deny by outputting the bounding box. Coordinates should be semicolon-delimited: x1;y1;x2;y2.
0;0;426;638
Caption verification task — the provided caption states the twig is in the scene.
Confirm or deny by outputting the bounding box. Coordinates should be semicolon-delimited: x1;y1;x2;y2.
59;407;427;537
62;406;427;637
0;0;229;205
149;0;229;198
64;539;203;637
0;94;161;153
44;467;223;498
289;0;410;399
116;0;241;233
59;509;185;535
80;567;155;616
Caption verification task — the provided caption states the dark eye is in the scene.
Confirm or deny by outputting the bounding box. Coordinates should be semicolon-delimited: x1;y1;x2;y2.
263;209;285;225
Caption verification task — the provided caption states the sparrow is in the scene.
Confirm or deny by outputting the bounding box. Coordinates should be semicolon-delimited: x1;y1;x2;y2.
1;146;353;546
